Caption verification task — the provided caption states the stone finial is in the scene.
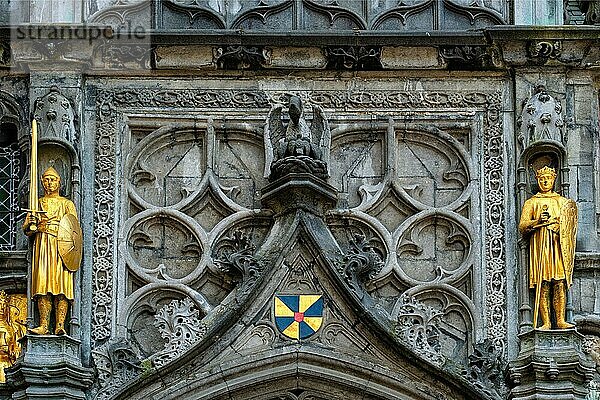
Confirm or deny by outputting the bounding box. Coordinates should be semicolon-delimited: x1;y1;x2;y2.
518;85;564;151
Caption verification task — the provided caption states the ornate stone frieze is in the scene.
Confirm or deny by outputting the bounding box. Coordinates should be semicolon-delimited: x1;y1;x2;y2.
517;85;565;150
482;91;507;352
33;86;78;144
95;43;152;70
93;90;118;343
324;46;382;70
213;46;271;70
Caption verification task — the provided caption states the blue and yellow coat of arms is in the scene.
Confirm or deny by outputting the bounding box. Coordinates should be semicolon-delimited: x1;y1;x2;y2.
274;295;323;340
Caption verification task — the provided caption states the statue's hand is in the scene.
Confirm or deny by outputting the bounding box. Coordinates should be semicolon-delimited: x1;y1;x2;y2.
539;211;550;223
25;214;38;232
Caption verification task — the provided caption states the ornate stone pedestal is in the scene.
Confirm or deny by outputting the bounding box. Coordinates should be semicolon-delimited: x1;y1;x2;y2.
509;329;595;400
261;173;337;216
6;335;93;400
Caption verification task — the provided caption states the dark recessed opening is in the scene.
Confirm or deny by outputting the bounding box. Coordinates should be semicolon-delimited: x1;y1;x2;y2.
0;122;18;147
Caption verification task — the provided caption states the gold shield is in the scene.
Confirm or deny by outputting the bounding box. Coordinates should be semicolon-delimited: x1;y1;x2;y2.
57;213;82;272
559;199;577;286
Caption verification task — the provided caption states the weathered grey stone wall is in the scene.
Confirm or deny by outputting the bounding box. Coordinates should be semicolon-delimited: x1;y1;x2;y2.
1;18;600;399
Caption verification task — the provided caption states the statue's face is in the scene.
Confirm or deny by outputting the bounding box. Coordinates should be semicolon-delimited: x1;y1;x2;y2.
42;175;60;194
537;173;555;192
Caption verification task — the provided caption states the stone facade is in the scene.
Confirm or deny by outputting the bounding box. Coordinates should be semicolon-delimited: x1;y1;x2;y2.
0;1;600;399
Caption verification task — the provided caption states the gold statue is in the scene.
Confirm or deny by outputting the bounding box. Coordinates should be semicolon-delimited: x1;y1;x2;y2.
519;166;577;330
23;121;82;335
0;291;27;382
23;166;81;335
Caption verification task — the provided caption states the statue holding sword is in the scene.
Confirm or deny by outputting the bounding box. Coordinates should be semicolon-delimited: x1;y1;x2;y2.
519;166;577;330
22;120;82;335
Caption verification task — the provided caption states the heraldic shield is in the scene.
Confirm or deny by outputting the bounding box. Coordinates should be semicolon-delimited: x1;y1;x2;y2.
560;199;577;286
57;213;82;272
274;295;323;340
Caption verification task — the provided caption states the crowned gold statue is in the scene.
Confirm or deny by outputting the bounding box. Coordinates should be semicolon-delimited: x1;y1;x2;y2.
519;166;577;330
23;166;82;335
0;291;26;382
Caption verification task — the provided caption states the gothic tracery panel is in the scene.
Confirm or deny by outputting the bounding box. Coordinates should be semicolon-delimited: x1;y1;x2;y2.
93;84;506;398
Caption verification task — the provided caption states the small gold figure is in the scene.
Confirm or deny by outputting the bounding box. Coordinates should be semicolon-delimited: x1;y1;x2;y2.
0;291;27;383
519;166;577;330
23;167;81;335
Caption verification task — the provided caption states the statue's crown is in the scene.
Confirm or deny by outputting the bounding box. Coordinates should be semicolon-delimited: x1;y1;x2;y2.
42;166;60;178
535;166;557;178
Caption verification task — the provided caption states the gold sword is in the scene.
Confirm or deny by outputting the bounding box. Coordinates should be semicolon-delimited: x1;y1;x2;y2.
26;120;41;231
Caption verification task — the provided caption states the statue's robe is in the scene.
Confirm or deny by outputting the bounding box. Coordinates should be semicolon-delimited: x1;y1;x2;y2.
519;191;570;287
30;196;76;300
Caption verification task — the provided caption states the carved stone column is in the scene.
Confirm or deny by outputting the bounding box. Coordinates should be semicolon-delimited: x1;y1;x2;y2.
6;336;93;399
508;330;595;399
8;27;94;398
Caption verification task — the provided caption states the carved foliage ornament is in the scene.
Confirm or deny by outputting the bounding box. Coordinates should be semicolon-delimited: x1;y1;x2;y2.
527;41;562;61
439;45;497;69
214;229;262;291
152;297;207;368
457;339;508;398
393;294;444;367
91;340;144;400
324;46;382;70
213;46;271;70
338;232;384;290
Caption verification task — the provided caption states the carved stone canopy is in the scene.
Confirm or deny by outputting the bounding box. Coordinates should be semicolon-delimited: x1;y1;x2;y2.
518;85;565;151
33;87;77;145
